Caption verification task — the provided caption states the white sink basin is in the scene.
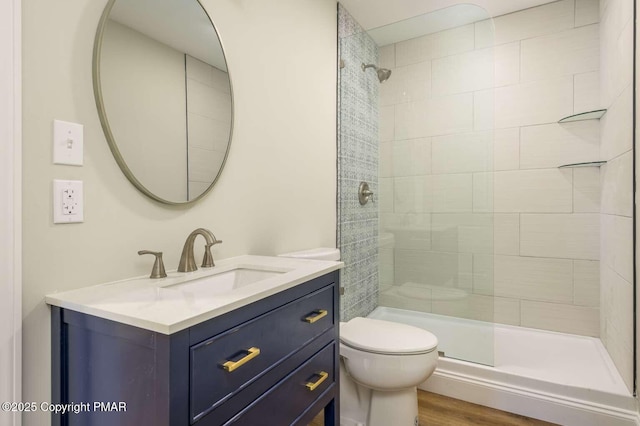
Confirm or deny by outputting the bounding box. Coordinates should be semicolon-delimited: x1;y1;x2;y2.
163;267;285;295
45;255;343;334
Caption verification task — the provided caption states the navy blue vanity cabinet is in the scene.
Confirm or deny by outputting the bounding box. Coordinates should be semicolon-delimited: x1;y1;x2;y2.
51;271;340;426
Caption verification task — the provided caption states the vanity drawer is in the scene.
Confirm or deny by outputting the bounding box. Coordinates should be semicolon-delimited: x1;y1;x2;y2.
190;285;334;422
224;342;335;426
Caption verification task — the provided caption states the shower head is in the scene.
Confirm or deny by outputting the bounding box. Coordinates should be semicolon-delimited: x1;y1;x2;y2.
362;63;392;83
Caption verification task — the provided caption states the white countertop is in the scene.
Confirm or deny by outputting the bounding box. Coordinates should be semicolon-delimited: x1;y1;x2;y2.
45;255;343;335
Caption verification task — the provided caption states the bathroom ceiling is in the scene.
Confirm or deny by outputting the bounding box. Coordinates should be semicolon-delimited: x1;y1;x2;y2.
341;0;558;45
110;0;226;70
341;0;558;30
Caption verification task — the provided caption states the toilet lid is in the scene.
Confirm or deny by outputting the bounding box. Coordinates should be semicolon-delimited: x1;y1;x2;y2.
340;317;438;355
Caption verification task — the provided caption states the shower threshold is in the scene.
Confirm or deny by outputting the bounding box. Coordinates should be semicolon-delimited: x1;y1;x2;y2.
368;306;636;425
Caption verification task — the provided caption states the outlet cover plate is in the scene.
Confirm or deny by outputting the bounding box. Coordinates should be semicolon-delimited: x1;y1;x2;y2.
53;180;84;224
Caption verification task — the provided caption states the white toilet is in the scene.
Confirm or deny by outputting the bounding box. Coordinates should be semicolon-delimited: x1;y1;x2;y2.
340;317;438;426
279;248;438;426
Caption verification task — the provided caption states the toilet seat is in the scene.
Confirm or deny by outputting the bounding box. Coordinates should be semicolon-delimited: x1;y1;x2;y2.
340;317;438;355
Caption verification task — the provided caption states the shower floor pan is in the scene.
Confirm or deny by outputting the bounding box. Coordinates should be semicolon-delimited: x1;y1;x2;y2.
368;307;637;426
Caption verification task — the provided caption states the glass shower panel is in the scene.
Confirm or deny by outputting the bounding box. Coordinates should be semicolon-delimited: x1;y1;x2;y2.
371;5;496;366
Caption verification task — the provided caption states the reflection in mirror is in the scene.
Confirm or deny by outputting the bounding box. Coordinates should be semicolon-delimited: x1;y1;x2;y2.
95;0;233;204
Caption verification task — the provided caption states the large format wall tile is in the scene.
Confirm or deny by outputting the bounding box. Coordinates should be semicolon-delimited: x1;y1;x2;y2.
394;176;430;213
432;131;492;174
432;48;493;96
472;253;494;295
473;89;494;131
601;86;633;161
495;255;573;303
188;147;224;183
495;169;573;213
431;174;474;212
521;214;599;260
379;142;392;178
520;121;600;169
475;0;574;48
395;249;472;289
600;263;634;390
432;294;495;323
382;212;431;251
600;214;633;283
379;105;395;142
187;112;230;152
574;260;600;307
392;138;432;177
574;71;600;113
521;300;599;337
431;43;521;96
381;62;431;106
494;297;522;326
521;24;599;83
472;172;493;213
493;77;574;129
431;43;519;95
600;4;633;107
494;42;521;88
375;0;607;339
494;213;519;255
493;128;520;171
575;0;600;27
431;213;493;254
573;167;601;213
379;178;393;213
432;295;521;326
395;94;474;139
599;0;634;391
378;44;395;69
396;24;474;66
601;151;633;217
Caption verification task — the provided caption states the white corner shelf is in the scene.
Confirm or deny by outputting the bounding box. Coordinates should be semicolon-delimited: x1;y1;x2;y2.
558;109;607;123
558;161;607;169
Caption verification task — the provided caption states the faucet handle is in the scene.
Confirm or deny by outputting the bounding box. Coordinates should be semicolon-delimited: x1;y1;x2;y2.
202;239;222;268
138;250;167;279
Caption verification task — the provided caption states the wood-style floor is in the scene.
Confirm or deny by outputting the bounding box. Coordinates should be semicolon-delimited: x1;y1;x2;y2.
308;390;558;426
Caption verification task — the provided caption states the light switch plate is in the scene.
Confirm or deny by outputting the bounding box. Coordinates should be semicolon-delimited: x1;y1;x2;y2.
53;119;83;166
53;180;84;224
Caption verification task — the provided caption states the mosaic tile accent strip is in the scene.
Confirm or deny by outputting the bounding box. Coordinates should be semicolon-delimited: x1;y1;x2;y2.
338;4;379;321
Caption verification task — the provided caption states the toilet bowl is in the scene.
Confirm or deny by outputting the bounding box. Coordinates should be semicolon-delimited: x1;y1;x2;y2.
340;317;438;426
278;248;438;425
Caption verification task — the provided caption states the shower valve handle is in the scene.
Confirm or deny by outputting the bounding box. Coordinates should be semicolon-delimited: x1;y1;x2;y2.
358;182;374;205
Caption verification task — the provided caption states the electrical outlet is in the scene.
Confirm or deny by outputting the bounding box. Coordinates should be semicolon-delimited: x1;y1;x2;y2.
53;180;84;224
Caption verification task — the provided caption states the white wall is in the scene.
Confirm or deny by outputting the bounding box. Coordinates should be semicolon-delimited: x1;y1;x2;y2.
21;0;337;424
101;19;188;201
0;0;21;424
379;0;602;336
599;0;635;393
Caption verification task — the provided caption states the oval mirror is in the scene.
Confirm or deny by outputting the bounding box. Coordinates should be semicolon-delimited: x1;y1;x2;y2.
93;0;233;204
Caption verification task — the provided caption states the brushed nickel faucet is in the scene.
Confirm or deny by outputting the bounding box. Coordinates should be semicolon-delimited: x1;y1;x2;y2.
138;250;167;279
178;228;222;272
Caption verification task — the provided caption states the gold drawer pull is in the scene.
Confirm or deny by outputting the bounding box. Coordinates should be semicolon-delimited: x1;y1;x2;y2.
221;347;260;372
304;309;328;323
305;371;329;391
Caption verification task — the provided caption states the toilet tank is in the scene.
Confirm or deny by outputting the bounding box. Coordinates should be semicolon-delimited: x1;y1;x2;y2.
279;247;341;261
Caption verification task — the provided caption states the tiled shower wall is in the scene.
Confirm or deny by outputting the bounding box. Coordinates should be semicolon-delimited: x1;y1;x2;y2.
185;56;232;200
337;5;379;321
599;0;634;392
378;0;602;336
